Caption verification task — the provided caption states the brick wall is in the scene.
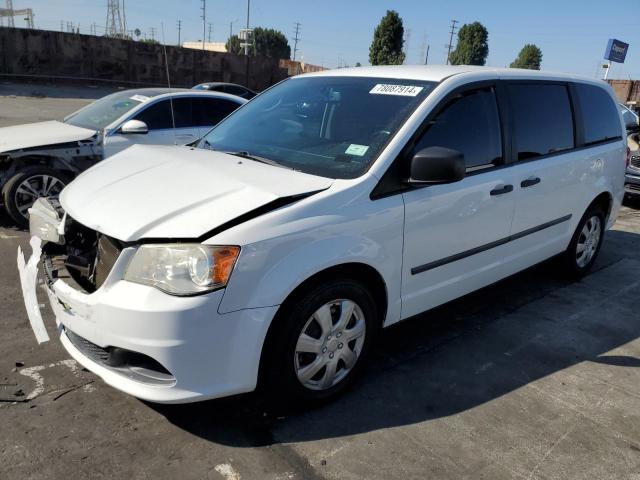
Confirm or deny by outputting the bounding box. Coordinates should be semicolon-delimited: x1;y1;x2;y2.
608;80;640;105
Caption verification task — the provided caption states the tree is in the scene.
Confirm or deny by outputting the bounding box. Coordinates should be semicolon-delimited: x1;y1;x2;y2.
225;27;291;59
510;44;542;70
369;10;405;65
449;21;489;66
355;62;362;67
253;27;291;59
225;35;242;54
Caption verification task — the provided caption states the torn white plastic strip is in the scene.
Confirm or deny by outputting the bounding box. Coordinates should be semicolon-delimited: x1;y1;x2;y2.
17;236;49;344
369;84;424;96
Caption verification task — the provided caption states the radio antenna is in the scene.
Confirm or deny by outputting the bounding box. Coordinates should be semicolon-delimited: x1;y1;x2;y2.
161;22;177;145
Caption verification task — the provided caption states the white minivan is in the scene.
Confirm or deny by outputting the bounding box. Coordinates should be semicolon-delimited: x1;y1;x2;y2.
23;65;626;404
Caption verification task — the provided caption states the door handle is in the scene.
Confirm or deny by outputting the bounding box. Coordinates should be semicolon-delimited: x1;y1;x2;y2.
490;184;514;196
520;177;541;188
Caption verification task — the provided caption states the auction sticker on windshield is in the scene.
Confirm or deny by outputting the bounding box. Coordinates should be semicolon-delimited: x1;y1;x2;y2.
345;144;369;156
130;94;150;103
369;84;424;96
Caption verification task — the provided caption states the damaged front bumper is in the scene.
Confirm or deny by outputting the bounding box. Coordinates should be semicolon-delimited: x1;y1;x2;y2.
18;198;277;403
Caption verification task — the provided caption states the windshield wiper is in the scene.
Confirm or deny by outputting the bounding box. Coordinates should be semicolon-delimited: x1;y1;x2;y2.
225;151;295;170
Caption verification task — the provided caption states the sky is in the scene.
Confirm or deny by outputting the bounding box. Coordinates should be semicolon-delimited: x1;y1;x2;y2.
7;0;640;79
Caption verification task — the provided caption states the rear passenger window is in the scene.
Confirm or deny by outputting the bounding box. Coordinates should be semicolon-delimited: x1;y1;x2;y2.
507;84;574;160
414;88;502;169
194;98;240;127
574;83;623;145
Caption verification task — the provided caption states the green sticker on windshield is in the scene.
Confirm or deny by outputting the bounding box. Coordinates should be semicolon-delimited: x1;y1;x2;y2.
345;144;369;156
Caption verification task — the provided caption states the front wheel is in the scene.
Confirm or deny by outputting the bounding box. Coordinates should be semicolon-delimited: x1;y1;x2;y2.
2;166;68;228
560;204;606;278
262;279;379;405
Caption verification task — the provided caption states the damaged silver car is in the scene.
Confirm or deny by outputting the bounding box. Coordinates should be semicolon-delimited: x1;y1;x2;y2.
0;88;245;226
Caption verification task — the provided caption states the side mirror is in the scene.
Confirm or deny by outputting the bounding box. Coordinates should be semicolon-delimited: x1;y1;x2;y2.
407;146;466;185
120;119;148;134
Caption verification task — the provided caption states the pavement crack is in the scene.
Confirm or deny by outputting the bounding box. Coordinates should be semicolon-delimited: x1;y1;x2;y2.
52;380;95;401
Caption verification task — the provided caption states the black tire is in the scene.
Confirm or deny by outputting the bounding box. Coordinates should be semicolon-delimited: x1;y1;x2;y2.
559;204;606;278
261;278;380;406
2;166;69;228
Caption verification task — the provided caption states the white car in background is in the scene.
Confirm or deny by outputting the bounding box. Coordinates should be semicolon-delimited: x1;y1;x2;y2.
0;88;245;226
24;65;625;405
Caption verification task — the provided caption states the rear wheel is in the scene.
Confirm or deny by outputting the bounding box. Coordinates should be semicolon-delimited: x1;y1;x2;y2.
262;278;379;405
2;166;68;228
560;204;606;278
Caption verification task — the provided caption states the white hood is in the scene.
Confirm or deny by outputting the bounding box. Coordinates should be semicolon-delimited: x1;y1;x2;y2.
60;145;333;241
0;121;97;153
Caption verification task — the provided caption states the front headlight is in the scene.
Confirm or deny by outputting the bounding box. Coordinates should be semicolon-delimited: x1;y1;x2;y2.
124;244;240;295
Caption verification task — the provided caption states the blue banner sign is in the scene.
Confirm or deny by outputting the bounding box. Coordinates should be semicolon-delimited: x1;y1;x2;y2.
604;39;629;63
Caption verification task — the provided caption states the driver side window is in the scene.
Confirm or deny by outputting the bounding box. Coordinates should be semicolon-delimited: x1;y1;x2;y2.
414;88;503;170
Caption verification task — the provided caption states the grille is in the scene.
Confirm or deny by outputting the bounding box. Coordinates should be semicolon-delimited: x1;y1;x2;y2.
65;328;110;363
94;235;122;288
64;328;176;386
59;216;122;292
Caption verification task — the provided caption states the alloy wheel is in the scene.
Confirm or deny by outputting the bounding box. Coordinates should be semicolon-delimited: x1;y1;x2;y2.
14;174;65;218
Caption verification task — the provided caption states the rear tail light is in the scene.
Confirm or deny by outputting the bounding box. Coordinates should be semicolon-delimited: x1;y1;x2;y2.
627;147;631;167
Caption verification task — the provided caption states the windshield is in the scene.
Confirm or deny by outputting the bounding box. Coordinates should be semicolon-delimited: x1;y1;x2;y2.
199;76;435;178
65;91;150;130
620;104;638;126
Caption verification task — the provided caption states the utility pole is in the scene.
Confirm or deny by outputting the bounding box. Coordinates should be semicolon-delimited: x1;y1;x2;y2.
60;20;63;31
244;0;250;55
208;22;213;43
403;28;411;64
292;22;301;61
177;19;182;46
445;19;458;65
425;45;430;64
121;0;126;37
150;26;156;41
201;0;206;50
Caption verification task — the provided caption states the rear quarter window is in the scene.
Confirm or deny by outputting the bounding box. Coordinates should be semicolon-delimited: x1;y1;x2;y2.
574;83;623;145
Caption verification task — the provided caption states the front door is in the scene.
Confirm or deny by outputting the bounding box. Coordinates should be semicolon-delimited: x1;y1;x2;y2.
401;86;517;318
103;98;200;157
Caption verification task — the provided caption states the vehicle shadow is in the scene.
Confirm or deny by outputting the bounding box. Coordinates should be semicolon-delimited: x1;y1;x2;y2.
624;194;640;210
0;210;24;231
150;229;640;447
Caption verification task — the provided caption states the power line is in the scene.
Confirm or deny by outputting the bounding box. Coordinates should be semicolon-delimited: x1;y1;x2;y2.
292;22;301;61
445;19;458;65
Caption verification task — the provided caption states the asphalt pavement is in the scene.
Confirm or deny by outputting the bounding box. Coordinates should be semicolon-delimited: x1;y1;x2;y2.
1;87;640;479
